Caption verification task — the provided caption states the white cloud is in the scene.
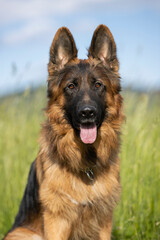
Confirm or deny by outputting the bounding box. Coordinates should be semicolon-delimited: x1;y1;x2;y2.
2;19;54;44
0;0;74;24
0;0;103;24
1;0;160;45
1;0;159;25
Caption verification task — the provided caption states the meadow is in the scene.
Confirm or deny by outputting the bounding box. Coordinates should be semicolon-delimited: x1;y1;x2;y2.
0;87;160;239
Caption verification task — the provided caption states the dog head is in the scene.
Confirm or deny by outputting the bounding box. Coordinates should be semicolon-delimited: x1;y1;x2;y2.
47;25;121;145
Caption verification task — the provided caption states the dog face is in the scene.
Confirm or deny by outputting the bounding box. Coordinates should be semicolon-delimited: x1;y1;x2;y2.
47;25;121;144
62;62;106;144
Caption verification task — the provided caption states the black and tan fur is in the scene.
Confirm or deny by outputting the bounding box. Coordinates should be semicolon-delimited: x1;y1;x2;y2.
4;25;124;240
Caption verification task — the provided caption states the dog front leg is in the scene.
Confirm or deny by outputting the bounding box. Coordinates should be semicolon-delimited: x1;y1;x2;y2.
99;217;112;240
43;211;71;240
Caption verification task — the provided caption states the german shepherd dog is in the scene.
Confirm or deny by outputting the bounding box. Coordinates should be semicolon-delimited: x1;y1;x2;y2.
4;25;124;240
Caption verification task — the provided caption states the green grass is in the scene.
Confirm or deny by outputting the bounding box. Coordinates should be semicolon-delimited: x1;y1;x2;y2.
0;87;160;239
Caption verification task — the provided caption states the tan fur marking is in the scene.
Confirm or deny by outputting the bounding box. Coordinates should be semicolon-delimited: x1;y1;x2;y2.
4;227;42;240
43;212;71;240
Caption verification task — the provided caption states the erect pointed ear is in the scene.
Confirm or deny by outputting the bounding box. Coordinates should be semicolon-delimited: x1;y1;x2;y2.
88;24;119;72
49;27;78;69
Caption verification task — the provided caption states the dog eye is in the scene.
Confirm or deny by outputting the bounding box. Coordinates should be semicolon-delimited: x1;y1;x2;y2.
68;83;75;89
95;82;102;89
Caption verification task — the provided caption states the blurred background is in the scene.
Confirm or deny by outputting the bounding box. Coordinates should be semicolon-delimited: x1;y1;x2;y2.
0;1;160;239
0;0;160;95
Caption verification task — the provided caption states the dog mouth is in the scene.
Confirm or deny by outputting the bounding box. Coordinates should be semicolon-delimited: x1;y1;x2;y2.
80;124;97;144
66;104;102;144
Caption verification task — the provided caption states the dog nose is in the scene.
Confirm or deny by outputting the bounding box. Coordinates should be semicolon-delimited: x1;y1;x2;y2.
78;106;96;120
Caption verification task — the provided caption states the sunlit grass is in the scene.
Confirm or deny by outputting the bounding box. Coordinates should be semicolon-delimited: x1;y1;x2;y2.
0;88;160;239
113;91;160;240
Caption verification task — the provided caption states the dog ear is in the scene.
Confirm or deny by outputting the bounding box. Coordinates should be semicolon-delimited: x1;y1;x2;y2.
88;25;119;72
49;27;78;69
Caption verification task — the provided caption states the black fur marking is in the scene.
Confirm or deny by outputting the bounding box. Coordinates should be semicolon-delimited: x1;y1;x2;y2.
62;63;106;131
11;160;40;230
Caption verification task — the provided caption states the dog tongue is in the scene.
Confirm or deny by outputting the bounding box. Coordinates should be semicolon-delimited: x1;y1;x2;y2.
80;125;97;144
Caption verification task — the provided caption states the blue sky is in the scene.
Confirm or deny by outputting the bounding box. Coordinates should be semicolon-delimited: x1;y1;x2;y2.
0;0;160;95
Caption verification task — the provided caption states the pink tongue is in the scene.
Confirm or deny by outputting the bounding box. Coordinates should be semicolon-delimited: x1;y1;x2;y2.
80;125;97;144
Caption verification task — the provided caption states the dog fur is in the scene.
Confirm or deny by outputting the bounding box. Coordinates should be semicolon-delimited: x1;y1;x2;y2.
4;24;124;240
